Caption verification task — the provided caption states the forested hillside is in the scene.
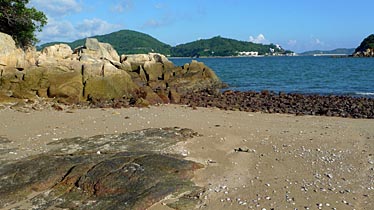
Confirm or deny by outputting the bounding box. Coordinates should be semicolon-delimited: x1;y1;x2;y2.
39;30;292;57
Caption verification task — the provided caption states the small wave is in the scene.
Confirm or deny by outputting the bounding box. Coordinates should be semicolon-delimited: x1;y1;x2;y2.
355;92;374;96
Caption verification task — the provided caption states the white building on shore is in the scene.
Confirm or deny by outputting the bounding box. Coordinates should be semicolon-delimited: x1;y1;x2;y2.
238;51;259;56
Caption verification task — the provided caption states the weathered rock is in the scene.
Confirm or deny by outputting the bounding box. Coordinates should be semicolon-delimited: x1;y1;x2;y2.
118;60;132;71
141;86;164;105
157;89;171;104
168;60;223;95
124;54;151;63
23;48;39;67
123;53;173;66
0;32;26;69
148;80;167;90
0;128;203;210
169;88;181;104
35;54;57;67
80;38;120;62
143;61;163;81
0;65;84;102
48;70;83;103
82;62;104;79
102;61;121;76
79;54;98;63
149;53;171;64
84;71;138;101
40;44;73;59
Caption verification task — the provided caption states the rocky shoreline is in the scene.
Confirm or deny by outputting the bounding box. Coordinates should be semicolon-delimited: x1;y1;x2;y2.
180;90;374;119
2;89;374;120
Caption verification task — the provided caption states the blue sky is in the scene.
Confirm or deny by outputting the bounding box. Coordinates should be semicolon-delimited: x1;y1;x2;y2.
29;0;373;52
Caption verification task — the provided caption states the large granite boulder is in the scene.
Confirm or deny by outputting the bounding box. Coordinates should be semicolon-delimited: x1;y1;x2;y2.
121;54;223;97
77;38;120;62
84;70;138;101
0;66;84;103
0;32;26;69
167;60;223;95
0;128;203;210
47;69;84;103
41;43;73;59
36;44;74;67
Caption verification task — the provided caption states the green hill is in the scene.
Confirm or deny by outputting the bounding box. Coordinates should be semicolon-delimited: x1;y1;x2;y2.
38;30;292;57
300;48;355;56
171;36;289;57
38;30;172;55
355;34;374;53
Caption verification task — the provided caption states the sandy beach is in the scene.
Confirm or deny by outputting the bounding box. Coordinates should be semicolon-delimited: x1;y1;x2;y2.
1;105;373;209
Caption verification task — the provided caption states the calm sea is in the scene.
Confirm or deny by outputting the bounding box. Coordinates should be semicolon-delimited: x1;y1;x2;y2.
170;56;374;97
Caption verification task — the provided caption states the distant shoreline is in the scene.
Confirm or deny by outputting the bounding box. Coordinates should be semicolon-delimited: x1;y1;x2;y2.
168;55;374;59
168;55;295;59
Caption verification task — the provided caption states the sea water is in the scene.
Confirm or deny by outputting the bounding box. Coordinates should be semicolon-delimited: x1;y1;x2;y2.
170;56;374;97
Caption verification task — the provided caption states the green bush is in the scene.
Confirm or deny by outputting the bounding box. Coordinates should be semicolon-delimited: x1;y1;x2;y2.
0;0;47;48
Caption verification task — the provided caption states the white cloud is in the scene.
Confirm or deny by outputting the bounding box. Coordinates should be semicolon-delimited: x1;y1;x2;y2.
249;34;269;44
288;39;297;46
314;38;324;45
76;18;122;37
141;14;174;29
142;19;163;28
112;0;133;13
36;17;76;43
36;18;121;44
30;0;81;16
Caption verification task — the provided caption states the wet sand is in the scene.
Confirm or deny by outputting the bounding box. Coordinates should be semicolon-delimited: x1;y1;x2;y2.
1;105;373;209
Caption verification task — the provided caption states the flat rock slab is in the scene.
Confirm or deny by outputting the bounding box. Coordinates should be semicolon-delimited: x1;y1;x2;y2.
0;128;203;210
0;136;16;157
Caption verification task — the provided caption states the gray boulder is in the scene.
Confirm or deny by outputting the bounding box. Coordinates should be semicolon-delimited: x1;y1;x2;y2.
79;38;120;62
0;32;26;69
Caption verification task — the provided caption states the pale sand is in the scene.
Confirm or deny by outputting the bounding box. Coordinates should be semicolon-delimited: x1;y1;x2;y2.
0;105;373;209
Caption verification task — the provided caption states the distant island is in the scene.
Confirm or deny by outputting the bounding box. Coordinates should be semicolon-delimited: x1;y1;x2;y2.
300;48;355;56
300;34;374;57
38;30;294;57
169;36;294;57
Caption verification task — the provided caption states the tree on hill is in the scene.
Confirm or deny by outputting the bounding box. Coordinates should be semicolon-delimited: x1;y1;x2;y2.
0;0;47;48
355;34;374;53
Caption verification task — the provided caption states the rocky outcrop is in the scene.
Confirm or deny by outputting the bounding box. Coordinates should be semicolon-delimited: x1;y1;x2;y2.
0;32;224;104
0;128;204;210
353;48;374;57
76;38;120;62
0;33;35;70
353;34;374;57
